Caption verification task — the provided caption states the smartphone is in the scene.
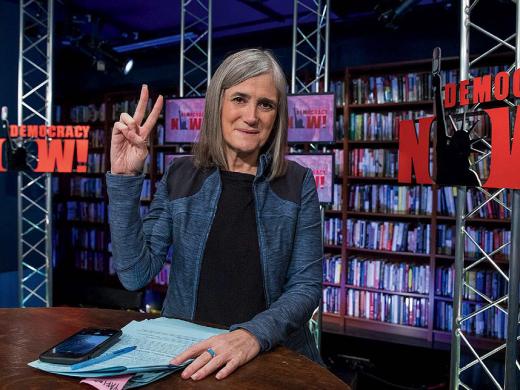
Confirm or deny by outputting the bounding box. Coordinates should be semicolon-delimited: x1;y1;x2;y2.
39;328;122;365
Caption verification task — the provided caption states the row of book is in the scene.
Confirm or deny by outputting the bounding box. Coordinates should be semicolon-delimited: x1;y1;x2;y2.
143;154;166;175
347;256;430;294
435;301;506;339
435;266;507;301
333;149;344;177
55;201;105;223
470;154;490;180
324;218;343;246
436;225;511;258
323;287;340;314
87;154;105;173
155;124;165;145
330;184;342;211
350;66;505;105
74;250;105;272
346;289;428;328
349;148;398;178
69;104;106;123
329;80;346;108
323;254;342;284
348;110;429;141
348;184;433;215
70;227;106;251
438;187;511;219
111;98;154;122
436;224;455;256
69;177;103;198
346;219;431;254
351;72;439;105
336;114;345;140
467;227;511;259
88;128;105;148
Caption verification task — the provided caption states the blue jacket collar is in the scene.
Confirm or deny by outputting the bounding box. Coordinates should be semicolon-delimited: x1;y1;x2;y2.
256;153;272;179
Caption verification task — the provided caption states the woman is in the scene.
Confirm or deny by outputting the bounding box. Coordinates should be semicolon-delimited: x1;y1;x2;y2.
107;49;323;381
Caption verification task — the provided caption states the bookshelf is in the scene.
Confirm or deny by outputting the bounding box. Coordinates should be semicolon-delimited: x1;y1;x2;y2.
321;57;512;351
52;57;512;351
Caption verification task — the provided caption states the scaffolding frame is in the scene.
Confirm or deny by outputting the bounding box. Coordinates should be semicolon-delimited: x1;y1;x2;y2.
179;0;212;97
450;1;520;388
17;0;54;307
290;0;331;354
291;0;330;94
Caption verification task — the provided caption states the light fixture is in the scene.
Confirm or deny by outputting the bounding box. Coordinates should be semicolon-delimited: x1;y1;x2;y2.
123;59;134;75
112;32;197;54
79;44;134;75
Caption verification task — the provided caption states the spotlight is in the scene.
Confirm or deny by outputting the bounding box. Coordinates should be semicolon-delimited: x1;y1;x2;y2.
68;38;134;76
123;59;134;75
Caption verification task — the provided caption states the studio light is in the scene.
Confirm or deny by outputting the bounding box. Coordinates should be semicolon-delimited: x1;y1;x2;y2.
123;59;134;75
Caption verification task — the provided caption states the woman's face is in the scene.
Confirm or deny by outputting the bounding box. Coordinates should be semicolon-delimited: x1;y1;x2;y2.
221;73;278;162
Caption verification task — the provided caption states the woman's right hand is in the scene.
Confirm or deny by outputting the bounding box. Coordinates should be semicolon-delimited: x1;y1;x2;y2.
110;84;164;175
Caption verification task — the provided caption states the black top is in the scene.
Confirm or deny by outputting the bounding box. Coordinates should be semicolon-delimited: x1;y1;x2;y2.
194;170;266;327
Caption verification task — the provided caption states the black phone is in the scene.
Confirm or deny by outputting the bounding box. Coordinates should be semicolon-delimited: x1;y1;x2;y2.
39;328;122;365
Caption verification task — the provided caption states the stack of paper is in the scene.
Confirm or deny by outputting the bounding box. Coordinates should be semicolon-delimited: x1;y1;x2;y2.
28;317;227;387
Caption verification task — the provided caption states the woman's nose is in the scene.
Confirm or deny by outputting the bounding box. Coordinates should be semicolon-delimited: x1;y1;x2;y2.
242;103;259;126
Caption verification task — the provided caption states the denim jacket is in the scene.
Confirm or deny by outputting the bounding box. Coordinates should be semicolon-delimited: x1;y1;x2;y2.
106;154;323;362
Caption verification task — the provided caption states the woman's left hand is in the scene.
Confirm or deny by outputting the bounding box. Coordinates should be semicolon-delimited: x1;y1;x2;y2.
169;329;261;381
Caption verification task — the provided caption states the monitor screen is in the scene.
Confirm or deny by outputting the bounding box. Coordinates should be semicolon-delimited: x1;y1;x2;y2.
288;93;335;143
286;153;334;204
164;98;205;143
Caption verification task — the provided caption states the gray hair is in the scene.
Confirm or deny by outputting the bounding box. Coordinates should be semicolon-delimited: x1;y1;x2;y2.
193;48;288;180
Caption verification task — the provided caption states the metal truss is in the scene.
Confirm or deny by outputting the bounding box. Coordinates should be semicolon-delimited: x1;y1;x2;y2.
179;0;212;97
17;0;54;307
291;0;330;94
450;1;520;388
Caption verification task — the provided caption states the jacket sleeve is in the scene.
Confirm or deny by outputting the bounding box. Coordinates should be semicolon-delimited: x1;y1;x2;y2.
106;167;173;291
229;168;323;351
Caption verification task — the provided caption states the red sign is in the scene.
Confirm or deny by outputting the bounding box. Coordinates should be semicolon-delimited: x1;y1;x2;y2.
0;124;90;173
397;71;520;189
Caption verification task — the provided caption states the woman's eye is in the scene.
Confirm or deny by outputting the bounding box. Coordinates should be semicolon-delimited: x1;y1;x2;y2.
259;102;275;110
232;96;245;103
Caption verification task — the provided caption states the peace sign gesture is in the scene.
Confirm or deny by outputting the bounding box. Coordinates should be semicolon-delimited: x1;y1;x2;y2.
110;84;164;175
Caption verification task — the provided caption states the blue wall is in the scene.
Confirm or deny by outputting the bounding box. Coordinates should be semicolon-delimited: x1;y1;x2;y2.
0;0;19;307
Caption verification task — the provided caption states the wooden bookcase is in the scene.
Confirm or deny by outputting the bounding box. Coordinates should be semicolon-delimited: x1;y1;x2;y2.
321;57;512;351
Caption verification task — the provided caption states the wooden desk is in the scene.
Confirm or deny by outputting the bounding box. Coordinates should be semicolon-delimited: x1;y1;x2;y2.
0;307;348;389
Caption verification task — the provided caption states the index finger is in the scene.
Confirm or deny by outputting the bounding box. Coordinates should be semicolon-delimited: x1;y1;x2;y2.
133;84;149;126
170;339;208;366
141;95;164;138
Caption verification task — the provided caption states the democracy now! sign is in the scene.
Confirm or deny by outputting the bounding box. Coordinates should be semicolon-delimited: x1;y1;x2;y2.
164;94;336;144
398;49;520;190
286;153;334;204
164;97;205;143
0;124;90;173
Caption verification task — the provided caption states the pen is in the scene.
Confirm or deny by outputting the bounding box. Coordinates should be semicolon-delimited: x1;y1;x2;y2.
70;345;137;370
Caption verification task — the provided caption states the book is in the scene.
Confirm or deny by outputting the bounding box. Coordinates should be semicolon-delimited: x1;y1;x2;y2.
435;301;506;339
346;288;428;328
347;219;430;254
349;184;432;215
347;256;429;294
